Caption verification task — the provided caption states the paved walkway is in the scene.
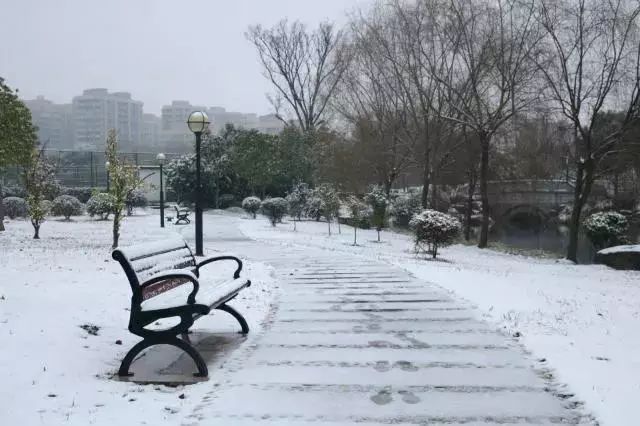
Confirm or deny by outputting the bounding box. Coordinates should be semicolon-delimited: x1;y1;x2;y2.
181;216;589;425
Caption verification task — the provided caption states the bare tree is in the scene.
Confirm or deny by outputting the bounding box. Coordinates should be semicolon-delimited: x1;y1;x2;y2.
382;0;466;209
247;20;348;132
536;0;640;262
431;0;544;248
334;10;415;197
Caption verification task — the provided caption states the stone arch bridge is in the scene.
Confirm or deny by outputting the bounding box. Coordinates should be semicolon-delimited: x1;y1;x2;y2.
487;180;574;228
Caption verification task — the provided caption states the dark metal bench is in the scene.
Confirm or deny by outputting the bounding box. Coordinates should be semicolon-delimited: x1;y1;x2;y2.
173;205;191;225
112;237;251;377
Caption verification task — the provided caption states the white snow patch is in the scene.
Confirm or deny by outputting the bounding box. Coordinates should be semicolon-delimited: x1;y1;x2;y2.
0;214;277;425
598;244;640;254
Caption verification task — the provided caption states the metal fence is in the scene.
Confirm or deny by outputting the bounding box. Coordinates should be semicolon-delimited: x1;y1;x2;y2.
1;149;182;188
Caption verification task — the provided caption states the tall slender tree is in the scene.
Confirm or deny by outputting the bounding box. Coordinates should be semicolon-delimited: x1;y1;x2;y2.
105;129;142;249
431;0;544;248
0;78;37;231
535;0;640;262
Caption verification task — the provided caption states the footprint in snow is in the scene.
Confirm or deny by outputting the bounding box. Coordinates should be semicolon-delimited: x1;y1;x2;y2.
370;389;393;405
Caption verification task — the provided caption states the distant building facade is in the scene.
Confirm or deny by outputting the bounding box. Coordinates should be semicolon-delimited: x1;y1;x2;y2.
71;89;143;150
141;113;161;149
25;92;284;153
24;96;73;149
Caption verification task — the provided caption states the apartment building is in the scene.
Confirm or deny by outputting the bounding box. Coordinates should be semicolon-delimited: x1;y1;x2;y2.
24;96;73;149
141;113;161;149
72;89;143;150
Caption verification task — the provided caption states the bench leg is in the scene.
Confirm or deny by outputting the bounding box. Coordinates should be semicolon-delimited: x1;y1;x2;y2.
217;303;249;334
118;336;208;378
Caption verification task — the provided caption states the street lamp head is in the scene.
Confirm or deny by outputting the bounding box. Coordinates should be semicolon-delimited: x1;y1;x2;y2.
105;161;110;168
156;152;166;165
187;111;210;134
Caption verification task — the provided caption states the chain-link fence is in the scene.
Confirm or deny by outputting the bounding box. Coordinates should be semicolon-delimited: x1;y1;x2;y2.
1;149;182;188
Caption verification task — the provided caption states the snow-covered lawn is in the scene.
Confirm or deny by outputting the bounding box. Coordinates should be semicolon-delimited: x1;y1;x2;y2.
0;213;277;425
239;216;640;426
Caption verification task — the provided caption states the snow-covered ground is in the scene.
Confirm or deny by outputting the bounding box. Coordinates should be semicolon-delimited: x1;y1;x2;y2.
238;217;640;426
0;213;277;425
2;211;638;425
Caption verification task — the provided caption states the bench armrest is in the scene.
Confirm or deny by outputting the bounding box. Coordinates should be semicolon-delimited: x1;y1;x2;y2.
197;255;243;279
139;269;200;304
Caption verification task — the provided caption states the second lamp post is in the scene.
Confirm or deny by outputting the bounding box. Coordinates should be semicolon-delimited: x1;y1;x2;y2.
156;153;166;228
187;111;210;256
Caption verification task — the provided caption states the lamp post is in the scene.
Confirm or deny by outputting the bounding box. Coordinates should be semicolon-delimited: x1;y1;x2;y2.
156;153;166;228
187;111;210;256
105;161;111;192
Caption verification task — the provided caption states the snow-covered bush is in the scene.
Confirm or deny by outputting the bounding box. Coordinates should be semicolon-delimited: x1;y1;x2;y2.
242;196;261;218
41;200;52;216
3;197;28;219
261;197;288;226
62;187;94;203
391;192;422;227
286;182;310;221
125;189;147;215
365;185;389;241
304;194;324;221
1;185;26;199
410;209;461;259
50;195;83;220
86;193;116;220
583;211;628;250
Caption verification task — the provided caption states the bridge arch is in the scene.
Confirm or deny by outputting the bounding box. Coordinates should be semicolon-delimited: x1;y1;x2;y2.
499;204;550;232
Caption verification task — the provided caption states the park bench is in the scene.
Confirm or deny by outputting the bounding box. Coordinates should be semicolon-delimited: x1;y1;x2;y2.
112;237;251;377
173;205;191;225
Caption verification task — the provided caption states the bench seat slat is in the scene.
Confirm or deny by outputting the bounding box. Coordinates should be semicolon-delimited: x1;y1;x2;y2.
141;277;249;312
121;238;189;261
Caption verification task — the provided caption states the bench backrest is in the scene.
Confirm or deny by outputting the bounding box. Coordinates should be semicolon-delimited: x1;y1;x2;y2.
112;237;197;302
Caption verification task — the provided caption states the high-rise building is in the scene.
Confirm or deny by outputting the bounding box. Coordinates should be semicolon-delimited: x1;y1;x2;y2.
141;113;161;149
24;96;73;149
161;100;206;131
72;89;143;150
159;100;207;152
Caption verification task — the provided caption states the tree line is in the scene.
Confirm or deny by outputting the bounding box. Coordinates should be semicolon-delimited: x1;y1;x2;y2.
247;0;640;262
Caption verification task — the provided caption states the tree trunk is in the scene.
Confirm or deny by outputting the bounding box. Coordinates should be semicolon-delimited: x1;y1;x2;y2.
431;181;438;211
464;173;475;241
353;226;357;245
377;228;381;242
293;217;297;231
32;221;40;239
327;219;331;235
383;178;393;199
337;218;341;234
432;244;438;259
112;210;121;249
421;153;431;209
478;137;490;248
566;160;595;263
0;183;5;232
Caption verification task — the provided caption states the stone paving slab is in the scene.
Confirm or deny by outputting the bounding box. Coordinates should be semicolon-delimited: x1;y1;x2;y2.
200;386;574;421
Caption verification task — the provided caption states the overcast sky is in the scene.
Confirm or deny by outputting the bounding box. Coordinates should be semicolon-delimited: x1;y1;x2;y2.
1;0;369;116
